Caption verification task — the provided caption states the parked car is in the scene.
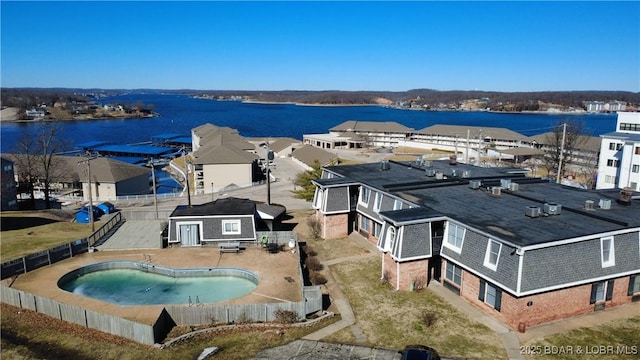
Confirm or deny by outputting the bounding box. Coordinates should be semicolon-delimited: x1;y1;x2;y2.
399;345;441;360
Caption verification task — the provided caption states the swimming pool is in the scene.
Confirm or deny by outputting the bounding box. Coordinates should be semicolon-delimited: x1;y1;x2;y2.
57;261;258;306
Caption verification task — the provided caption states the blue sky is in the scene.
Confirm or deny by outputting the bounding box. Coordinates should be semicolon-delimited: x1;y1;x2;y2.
1;1;638;92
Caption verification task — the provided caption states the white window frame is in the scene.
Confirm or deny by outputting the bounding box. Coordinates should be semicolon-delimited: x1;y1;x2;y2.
445;262;462;287
483;239;502;271
393;199;402;210
630;275;640;295
444;222;465;253
373;222;382;238
373;193;382;212
222;219;241;235
313;188;324;210
384;226;396;252
601;236;615;268
359;187;371;206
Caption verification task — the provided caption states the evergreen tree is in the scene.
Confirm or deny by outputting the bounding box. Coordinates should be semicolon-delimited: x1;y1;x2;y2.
292;160;323;201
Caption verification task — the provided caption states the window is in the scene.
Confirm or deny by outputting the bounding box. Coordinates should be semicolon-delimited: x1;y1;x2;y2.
373;222;382;238
479;280;502;311
445;262;462;287
617;143;623;150
629;275;640;296
636;147;640;155
590;280;614;303
601;237;615;267
605;175;616;184
483;240;502;271
384;226;396;252
359;187;371;205
606;159;619;167
393;199;402;210
445;223;465;252
222;220;241;234
3;164;11;172
632;164;639;173
360;215;369;232
313;189;324;209
609;142;617;150
373;193;382;212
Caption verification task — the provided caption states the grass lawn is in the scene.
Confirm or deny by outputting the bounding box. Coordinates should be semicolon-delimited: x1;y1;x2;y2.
1;211;97;261
523;315;640;360
324;257;507;359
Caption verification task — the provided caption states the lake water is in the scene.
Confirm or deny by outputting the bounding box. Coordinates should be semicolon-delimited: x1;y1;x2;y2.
0;93;618;153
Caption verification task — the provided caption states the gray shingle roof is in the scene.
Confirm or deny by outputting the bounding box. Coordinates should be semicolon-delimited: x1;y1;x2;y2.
292;145;338;167
192;145;258;165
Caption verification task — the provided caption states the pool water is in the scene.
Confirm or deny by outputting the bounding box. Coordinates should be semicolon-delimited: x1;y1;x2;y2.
58;263;258;306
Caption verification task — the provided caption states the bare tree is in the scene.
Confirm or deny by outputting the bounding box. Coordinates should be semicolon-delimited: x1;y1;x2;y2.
541;119;589;181
13;122;70;209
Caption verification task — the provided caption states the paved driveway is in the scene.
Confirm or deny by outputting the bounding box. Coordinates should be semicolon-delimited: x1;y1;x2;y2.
254;340;402;360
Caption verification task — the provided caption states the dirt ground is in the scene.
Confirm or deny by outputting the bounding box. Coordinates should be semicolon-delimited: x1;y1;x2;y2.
7;245;303;325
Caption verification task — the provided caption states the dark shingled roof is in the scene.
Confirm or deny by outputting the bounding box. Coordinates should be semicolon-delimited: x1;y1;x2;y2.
323;160;640;247
169;197;256;217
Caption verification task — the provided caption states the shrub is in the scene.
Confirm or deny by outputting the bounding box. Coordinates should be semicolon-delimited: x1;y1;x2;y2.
307;217;321;240
273;309;298;324
305;256;323;271
411;273;426;291
309;271;327;285
305;245;318;257
420;309;438;328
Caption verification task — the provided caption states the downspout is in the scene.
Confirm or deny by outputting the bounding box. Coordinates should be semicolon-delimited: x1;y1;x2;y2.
396;261;400;291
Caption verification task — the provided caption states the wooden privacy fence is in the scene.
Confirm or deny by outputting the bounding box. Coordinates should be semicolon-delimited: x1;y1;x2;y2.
1;286;157;345
1;284;323;345
0;212;123;280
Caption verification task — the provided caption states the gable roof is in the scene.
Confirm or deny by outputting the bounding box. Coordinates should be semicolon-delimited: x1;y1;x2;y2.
529;133;602;152
270;138;301;153
331;120;414;133
291;144;338;167
4;154;149;183
192;145;259;165
417;124;528;141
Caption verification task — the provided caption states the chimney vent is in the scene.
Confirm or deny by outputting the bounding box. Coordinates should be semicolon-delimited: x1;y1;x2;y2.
492;186;502;196
618;187;633;206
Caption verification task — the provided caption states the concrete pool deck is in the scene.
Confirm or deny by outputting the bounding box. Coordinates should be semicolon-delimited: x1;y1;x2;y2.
8;245;303;325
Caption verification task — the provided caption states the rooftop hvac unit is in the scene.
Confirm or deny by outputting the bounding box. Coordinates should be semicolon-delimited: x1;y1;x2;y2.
544;202;562;215
469;179;482;189
425;168;436;177
492;186;502;196
508;182;519;191
380;160;390;170
599;199;612;210
500;179;512;188
525;206;541;218
435;172;444;180
585;200;595;211
462;170;471;178
423;160;432;168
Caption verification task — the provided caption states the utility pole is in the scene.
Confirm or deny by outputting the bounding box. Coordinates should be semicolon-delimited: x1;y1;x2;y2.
556;122;567;184
79;152;98;233
148;158;158;219
466;129;470;164
266;144;273;205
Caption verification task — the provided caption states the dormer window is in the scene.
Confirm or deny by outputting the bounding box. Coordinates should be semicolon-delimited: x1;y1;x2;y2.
483;240;502;271
393;199;402;210
601;236;615;268
359;187;371;206
374;193;382;212
444;222;465;253
384;226;396;252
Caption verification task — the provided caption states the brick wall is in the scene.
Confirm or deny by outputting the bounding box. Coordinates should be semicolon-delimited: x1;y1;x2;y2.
443;259;637;330
318;212;348;239
383;254;429;291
